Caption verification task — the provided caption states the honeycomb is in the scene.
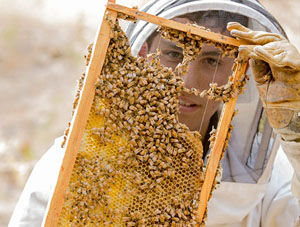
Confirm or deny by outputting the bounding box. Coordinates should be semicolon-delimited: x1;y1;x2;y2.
57;19;205;227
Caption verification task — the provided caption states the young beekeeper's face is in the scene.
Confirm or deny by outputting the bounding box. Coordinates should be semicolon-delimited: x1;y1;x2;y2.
140;17;235;135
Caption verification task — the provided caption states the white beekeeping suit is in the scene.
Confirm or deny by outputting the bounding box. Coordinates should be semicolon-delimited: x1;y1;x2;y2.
9;0;300;226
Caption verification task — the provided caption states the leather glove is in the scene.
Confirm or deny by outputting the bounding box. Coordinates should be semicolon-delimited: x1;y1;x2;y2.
227;22;300;142
227;23;300;207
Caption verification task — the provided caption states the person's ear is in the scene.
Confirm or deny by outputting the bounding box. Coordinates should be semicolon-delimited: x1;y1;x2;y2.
138;42;148;58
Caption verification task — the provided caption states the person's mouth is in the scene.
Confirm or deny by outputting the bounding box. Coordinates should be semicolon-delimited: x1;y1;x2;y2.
178;98;200;113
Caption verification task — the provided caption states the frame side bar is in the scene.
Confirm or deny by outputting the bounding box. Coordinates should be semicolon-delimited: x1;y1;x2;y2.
196;59;249;225
106;3;248;47
43;9;117;227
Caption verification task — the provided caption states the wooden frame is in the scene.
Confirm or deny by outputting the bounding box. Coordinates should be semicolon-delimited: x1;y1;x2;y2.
43;1;249;226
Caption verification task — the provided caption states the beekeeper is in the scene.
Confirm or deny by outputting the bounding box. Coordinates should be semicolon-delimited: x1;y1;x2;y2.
9;0;300;226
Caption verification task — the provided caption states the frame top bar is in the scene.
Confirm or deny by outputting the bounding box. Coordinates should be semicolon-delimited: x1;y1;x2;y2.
106;2;248;47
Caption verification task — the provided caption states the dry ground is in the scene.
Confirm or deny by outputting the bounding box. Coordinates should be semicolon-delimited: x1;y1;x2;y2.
0;0;299;226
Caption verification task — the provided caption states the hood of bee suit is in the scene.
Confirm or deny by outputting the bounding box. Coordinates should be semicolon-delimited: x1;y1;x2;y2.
126;0;286;56
125;0;292;225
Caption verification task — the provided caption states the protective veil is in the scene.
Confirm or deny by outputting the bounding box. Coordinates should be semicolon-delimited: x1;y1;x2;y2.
125;1;300;226
9;0;300;226
125;0;300;226
126;0;286;185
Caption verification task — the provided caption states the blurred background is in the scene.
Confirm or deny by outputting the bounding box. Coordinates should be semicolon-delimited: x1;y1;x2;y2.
0;0;299;226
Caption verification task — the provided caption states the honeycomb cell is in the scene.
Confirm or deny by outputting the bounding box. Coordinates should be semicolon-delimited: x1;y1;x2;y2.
57;20;206;226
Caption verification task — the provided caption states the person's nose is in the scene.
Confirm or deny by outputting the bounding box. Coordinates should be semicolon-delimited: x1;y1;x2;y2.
181;61;204;91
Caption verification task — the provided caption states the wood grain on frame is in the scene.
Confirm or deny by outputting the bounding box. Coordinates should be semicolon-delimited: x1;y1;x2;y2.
197;59;249;225
44;2;249;226
106;2;248;47
43;6;117;227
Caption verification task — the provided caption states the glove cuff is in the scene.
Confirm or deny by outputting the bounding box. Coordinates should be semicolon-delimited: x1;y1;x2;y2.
273;110;300;142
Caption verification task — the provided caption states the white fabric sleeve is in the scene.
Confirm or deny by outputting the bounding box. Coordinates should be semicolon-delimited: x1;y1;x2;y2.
279;139;300;201
8;137;64;227
261;146;300;227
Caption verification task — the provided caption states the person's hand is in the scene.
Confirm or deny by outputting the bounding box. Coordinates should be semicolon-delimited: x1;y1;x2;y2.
227;22;300;140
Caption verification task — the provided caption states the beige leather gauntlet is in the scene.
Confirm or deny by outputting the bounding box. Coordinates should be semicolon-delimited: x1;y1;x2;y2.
227;22;300;142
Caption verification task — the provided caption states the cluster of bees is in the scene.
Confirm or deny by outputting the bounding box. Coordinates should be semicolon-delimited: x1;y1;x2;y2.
199;70;249;102
117;11;137;22
58;18;205;226
204;108;237;203
58;13;247;226
61;50;89;148
159;26;248;102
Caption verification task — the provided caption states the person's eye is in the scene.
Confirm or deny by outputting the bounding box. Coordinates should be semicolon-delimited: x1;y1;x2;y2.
203;57;220;67
163;50;183;61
